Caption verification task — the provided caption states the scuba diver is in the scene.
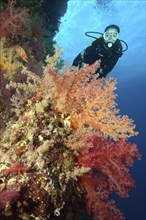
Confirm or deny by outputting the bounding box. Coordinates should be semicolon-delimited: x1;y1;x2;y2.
72;24;128;78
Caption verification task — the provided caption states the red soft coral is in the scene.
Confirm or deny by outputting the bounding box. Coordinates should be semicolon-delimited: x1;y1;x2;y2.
76;137;141;219
79;173;125;220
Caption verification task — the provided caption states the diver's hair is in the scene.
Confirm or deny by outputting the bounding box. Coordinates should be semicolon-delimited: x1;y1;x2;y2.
104;24;120;33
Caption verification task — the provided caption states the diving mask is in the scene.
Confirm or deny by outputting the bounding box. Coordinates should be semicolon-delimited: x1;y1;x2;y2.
103;31;118;42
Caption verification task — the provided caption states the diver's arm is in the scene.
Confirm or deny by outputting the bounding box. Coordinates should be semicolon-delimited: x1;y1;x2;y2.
72;39;101;68
83;39;102;64
72;53;82;67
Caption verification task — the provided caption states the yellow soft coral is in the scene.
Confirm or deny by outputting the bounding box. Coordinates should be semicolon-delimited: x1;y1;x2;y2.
0;39;22;80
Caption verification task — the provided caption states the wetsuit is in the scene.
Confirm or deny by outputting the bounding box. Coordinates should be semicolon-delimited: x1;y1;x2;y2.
72;37;123;78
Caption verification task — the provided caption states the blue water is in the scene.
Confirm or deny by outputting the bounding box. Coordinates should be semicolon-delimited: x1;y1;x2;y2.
54;0;146;219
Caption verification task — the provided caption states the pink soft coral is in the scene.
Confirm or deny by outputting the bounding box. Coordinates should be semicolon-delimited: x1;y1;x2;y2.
0;0;29;38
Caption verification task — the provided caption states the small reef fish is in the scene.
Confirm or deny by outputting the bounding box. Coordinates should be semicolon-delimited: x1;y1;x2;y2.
14;45;28;62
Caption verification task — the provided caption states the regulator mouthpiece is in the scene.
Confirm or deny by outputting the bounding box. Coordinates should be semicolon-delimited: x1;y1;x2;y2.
107;42;113;47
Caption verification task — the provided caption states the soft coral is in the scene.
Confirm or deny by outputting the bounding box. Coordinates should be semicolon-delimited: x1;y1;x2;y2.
0;0;29;38
0;185;20;212
76;137;141;219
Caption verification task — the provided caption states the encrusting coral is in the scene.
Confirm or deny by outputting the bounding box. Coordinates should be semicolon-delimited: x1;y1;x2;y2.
0;46;141;220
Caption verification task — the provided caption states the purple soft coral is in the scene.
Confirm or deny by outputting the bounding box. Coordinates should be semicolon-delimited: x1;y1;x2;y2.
0;185;20;211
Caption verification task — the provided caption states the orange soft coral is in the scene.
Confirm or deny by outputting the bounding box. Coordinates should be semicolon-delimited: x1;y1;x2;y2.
46;59;138;141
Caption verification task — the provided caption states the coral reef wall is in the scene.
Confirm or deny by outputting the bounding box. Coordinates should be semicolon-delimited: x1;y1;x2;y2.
0;0;69;59
0;1;141;220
